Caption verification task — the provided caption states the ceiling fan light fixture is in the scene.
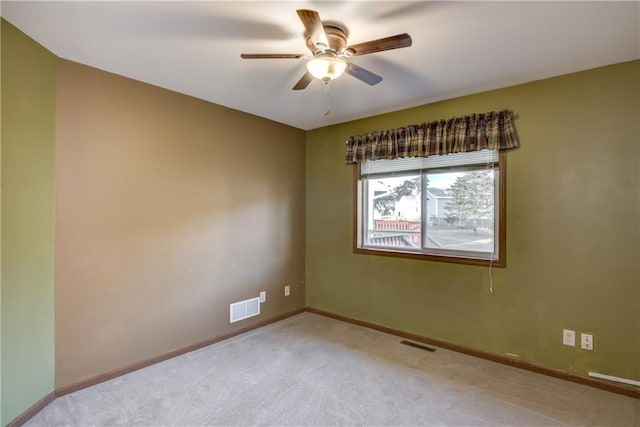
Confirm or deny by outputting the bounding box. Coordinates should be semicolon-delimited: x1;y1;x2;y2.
306;57;347;81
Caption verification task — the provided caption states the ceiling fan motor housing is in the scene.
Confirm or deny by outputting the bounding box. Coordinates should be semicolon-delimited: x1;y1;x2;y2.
305;25;351;57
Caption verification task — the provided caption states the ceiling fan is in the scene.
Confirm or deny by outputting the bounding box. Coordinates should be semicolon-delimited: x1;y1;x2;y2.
240;9;412;90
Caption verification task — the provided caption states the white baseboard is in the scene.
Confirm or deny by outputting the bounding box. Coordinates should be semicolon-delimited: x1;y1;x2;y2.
588;372;640;387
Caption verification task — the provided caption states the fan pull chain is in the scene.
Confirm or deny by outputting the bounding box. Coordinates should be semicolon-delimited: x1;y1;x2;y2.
323;81;331;116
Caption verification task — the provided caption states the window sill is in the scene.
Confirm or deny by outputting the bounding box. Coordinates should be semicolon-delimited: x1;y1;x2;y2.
354;246;505;268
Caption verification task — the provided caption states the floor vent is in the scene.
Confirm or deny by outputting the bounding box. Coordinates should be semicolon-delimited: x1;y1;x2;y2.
230;297;260;323
400;340;436;352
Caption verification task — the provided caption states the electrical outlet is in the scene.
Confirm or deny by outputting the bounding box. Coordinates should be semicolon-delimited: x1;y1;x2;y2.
581;333;593;350
563;329;576;347
259;291;266;303
284;285;290;296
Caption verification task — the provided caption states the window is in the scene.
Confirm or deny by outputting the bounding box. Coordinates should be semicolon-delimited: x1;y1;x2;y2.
354;150;506;267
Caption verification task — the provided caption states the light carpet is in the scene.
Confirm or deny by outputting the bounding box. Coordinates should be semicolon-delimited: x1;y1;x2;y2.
26;312;639;426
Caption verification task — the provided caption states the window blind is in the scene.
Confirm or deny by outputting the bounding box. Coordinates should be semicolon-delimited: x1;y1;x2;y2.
360;149;498;178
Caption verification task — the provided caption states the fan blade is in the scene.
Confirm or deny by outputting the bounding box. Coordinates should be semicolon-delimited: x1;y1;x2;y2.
241;53;306;59
347;33;412;56
296;9;329;49
345;63;383;86
292;72;314;90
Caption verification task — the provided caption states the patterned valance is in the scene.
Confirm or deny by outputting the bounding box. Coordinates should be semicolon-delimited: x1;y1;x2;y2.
345;109;519;164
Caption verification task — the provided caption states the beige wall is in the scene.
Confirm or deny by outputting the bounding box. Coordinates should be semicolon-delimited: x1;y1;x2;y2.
55;60;306;388
306;61;640;380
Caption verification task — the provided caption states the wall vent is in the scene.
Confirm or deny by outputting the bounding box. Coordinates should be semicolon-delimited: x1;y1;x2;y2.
229;297;260;323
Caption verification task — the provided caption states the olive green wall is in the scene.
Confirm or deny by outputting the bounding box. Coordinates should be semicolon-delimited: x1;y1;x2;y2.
1;19;57;425
306;60;640;380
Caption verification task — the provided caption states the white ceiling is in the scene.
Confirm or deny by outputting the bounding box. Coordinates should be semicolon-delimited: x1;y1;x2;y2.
2;1;639;130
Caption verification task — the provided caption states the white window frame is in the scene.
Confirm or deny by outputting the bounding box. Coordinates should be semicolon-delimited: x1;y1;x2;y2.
354;150;506;267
